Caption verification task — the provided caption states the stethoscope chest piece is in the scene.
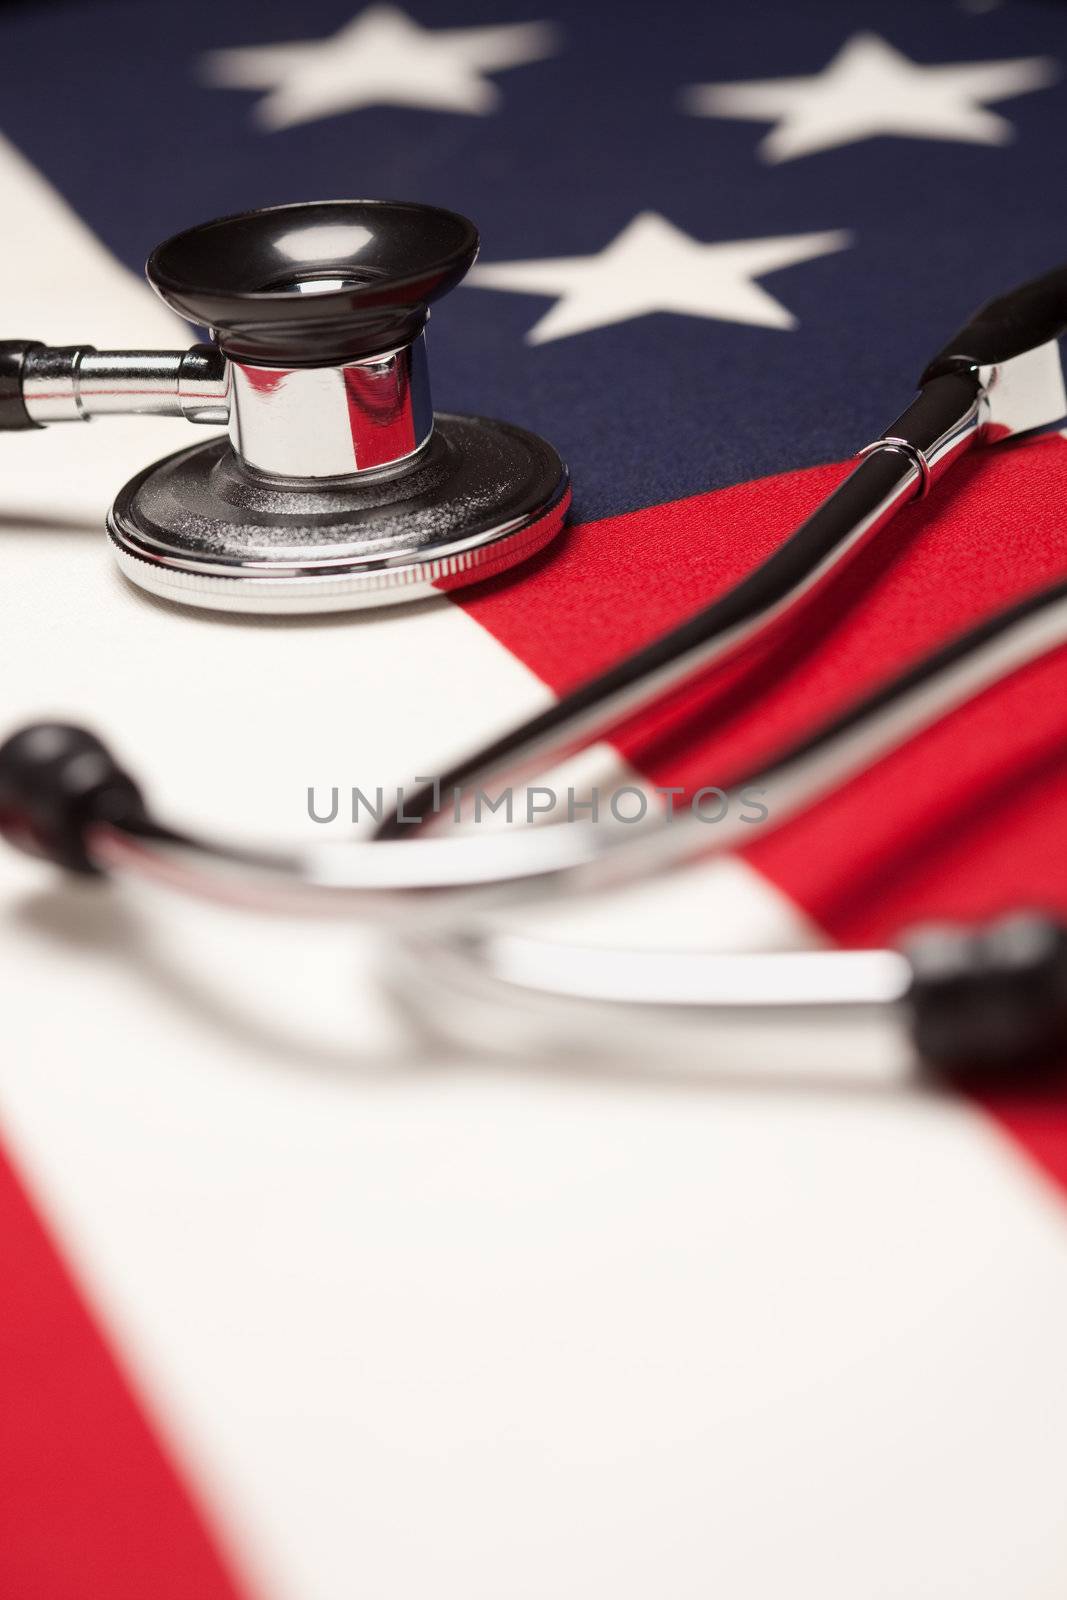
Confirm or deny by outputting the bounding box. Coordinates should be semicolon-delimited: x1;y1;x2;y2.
4;201;570;614
107;411;568;614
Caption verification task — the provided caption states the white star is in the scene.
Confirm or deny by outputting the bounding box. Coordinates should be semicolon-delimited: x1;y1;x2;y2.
202;5;560;130
682;31;1057;162
467;213;851;344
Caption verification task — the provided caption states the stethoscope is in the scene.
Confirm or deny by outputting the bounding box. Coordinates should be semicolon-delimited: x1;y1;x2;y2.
3;198;1067;1081
0;200;571;612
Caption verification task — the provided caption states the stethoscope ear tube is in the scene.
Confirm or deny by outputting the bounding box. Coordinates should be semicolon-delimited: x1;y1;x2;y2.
380;260;1067;834
922;262;1067;379
5;566;1067;1083
404;909;1067;1083
4;571;1067;899
378;393;965;834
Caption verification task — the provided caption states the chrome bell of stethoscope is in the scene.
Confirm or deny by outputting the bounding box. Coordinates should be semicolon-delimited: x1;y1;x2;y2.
0;200;570;613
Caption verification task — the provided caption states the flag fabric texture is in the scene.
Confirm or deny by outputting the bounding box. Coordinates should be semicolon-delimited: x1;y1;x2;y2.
4;2;1067;1597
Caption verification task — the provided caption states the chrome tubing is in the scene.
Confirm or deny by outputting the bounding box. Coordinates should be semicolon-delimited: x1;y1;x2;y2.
12;334;434;480
21;344;230;424
378;335;1067;834
59;573;1067;923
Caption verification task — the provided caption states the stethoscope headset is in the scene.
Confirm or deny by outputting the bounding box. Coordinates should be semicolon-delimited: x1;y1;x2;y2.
3;198;1067;1083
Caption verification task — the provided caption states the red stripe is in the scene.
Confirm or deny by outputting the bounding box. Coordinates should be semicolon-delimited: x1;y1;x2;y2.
458;433;1067;1186
0;1143;252;1600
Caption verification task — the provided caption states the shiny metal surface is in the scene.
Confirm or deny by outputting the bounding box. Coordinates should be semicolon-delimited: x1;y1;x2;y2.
385;932;913;1080
86;808;623;924
856;369;984;493
107;418;571;613
0;200;563;614
228;334;433;478
386;343;1066;832
19;327;570;611
84;584;1067;921
392;442;927;829
859;335;1067;480
976;337;1067;441
21;335;435;480
70;579;1067;1061
22;344;230;425
858;436;934;496
419;935;913;1009
107;489;570;613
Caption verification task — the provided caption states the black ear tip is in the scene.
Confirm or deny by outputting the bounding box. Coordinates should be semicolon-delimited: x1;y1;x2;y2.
0;722;146;874
921;261;1067;381
906;910;1067;1080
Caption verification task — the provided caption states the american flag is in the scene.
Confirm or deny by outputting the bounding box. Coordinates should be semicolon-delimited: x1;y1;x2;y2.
3;1;1067;1596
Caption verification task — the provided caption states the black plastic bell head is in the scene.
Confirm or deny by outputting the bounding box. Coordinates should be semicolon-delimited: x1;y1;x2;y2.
146;199;480;365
